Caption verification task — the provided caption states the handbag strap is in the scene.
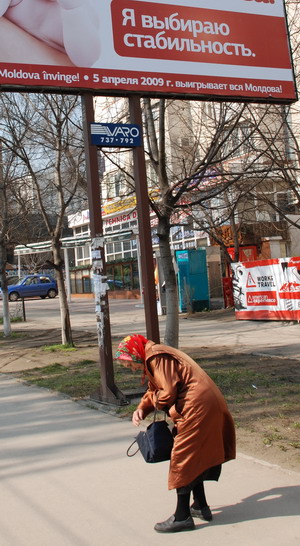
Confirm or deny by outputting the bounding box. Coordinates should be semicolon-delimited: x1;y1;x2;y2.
126;439;140;457
126;405;167;457
153;406;167;422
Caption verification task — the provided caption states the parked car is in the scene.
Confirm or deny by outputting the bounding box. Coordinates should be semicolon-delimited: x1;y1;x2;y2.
0;274;58;301
107;279;124;290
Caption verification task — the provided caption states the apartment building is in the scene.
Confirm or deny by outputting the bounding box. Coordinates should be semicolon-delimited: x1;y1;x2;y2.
68;80;300;302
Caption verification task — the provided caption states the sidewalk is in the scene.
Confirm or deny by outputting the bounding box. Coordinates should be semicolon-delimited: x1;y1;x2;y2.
0;374;299;546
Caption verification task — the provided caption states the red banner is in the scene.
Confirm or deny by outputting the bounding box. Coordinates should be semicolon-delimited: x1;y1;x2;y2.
232;257;300;321
112;1;291;68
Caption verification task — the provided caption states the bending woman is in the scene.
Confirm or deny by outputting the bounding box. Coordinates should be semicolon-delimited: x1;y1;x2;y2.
115;334;236;534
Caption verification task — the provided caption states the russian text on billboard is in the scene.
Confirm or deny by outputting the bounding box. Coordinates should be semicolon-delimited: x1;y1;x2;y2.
0;0;296;102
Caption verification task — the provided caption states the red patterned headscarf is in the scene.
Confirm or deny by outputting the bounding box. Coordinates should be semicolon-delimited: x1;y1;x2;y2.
115;334;148;371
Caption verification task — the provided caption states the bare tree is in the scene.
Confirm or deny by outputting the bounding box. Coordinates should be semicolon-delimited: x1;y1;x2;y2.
142;99;288;345
0;92;86;344
0;140;36;335
99;98;283;346
188;104;292;261
230;0;300;249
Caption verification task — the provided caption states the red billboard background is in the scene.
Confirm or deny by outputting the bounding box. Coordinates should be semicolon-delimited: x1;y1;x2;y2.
112;1;291;68
0;0;297;102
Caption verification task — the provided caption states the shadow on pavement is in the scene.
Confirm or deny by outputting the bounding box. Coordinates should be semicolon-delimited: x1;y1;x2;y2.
214;486;300;524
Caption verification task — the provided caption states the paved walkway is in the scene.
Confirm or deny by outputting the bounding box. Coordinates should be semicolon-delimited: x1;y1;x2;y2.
1;300;300;544
0;375;299;546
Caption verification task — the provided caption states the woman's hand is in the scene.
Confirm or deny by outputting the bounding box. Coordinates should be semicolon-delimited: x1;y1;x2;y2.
132;409;144;426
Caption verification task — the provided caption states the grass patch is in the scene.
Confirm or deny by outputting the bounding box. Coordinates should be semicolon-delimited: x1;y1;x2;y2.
17;354;300;417
42;344;77;352
20;360;99;398
0;316;23;324
116;403;138;417
18;359;142;400
0;331;27;339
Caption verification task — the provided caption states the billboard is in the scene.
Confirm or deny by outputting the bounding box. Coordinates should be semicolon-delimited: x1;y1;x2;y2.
231;256;300;321
0;0;297;102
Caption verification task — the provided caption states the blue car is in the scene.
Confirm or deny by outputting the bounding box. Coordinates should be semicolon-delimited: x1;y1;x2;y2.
107;279;124;290
0;274;58;302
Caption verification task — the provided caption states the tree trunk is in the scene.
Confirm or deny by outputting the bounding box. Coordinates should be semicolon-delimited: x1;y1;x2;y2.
158;217;179;347
52;242;73;346
1;289;11;337
0;246;11;336
230;216;240;263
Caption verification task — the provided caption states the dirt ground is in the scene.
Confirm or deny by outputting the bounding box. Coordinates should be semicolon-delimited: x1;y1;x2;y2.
0;327;299;474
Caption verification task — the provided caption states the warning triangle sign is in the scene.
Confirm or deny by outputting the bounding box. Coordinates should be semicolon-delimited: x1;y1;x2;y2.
246;272;256;288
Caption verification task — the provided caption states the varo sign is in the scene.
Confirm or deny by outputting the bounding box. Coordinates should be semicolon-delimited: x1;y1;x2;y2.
90;123;142;147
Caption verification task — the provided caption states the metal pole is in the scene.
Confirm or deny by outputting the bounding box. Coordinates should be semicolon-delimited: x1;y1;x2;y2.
136;233;144;306
22;298;26;322
63;247;71;303
129;96;160;343
81;93;126;405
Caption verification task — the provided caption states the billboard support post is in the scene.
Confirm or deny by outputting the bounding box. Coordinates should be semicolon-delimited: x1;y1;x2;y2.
129;95;160;343
81;93;126;406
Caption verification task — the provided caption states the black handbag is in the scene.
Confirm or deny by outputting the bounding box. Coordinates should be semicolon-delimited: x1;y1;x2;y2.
126;411;174;463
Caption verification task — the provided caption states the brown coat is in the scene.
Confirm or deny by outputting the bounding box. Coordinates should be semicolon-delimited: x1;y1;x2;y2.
137;341;236;490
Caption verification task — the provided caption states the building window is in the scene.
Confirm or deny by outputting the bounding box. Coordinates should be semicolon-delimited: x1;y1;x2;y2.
76;245;90;265
223;122;255;158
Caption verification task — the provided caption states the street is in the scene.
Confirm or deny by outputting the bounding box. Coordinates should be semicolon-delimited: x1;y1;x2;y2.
2;296;300;359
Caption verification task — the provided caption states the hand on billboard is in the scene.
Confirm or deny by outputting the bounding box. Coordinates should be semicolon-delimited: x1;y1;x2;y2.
59;0;101;67
0;0;10;16
0;16;72;65
57;0;83;8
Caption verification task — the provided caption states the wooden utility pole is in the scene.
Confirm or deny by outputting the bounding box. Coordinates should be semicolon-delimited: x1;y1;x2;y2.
129;96;160;343
81;93;159;405
81;94;126;405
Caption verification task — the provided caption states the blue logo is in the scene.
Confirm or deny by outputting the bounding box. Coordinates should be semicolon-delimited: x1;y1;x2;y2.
90;123;142;147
